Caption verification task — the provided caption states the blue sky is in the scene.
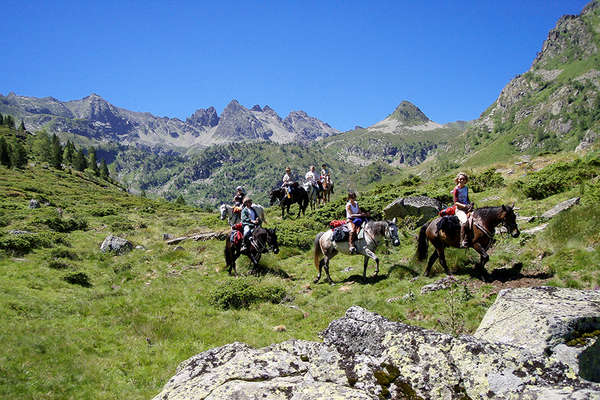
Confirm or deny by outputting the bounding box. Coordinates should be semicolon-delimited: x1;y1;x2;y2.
0;1;590;131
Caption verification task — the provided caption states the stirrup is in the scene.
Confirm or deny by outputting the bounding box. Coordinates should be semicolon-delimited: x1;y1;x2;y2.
349;246;357;254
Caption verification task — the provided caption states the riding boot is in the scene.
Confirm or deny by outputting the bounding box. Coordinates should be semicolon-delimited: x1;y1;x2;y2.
460;223;469;248
241;236;251;253
348;231;357;254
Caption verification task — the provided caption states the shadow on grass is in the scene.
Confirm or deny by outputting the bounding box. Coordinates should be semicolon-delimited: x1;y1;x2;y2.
246;262;292;279
388;263;421;279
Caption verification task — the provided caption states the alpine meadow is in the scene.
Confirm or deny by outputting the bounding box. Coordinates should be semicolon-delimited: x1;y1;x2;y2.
1;2;600;399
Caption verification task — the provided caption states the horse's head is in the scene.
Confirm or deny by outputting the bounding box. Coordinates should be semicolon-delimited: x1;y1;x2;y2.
219;204;228;220
501;204;520;238
269;189;282;206
386;217;401;246
266;228;279;254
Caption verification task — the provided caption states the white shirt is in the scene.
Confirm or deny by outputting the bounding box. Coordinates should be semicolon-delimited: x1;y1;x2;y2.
282;173;291;184
305;170;316;183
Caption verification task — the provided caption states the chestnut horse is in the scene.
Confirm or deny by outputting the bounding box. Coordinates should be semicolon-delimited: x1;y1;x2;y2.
416;205;519;281
224;227;279;275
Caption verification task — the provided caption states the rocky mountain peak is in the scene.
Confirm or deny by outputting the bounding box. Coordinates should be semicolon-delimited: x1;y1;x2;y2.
186;106;219;127
223;99;243;114
250;104;262;112
388;101;430;124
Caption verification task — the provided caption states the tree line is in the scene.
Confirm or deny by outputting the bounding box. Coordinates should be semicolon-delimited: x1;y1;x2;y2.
0;112;109;180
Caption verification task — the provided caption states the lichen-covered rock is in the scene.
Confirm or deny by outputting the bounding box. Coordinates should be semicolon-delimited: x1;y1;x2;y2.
541;197;580;219
154;292;600;400
100;235;133;255
383;196;441;224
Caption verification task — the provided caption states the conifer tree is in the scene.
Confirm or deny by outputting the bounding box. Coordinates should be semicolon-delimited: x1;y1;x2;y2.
62;140;75;166
0;137;11;167
88;147;99;176
0;113;3;125
50;134;63;169
11;142;27;169
73;149;87;171
5;115;15;129
19;120;25;132
100;159;110;180
32;130;52;163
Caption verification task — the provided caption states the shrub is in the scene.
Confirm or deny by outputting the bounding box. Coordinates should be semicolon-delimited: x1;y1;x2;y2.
470;168;505;193
110;221;135;231
43;216;88;233
209;278;286;309
0;232;66;255
50;247;79;260
88;207;117;217
48;260;71;270
514;156;600;200
63;272;91;287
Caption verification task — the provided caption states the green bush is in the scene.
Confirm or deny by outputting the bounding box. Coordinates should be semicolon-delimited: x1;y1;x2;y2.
48;260;71;270
42;216;88;233
470;168;505;193
0;232;66;255
50;247;79;260
209;278;286;309
515;156;600;200
88;207;117;217
63;272;91;287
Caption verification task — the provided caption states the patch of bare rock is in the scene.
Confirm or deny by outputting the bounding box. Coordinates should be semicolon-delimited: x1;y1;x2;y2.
153;287;600;400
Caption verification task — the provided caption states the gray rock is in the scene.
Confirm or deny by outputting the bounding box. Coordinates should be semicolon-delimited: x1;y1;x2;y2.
523;223;549;234
383;196;441;224
420;275;459;294
541;197;580;219
28;199;40;209
163;233;174;241
9;230;33;235
154;290;600;400
100;235;133;255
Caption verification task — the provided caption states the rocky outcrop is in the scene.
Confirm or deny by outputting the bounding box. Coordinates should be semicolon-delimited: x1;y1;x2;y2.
541;197;580;219
100;235;133;255
153;288;600;399
186;107;219;128
383;196;442;224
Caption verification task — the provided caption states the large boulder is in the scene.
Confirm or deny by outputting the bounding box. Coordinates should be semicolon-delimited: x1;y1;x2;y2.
383;196;441;224
100;235;133;255
153;288;600;400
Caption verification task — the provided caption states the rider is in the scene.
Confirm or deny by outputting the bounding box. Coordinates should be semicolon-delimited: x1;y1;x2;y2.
346;191;369;254
305;165;321;196
240;196;260;253
320;163;330;188
452;172;473;248
233;186;245;208
282;167;294;198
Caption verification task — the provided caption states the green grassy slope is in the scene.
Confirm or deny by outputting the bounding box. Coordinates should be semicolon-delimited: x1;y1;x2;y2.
2;144;600;399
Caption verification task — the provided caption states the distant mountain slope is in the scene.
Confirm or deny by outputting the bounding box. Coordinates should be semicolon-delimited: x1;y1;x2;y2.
0;93;339;148
461;0;600;165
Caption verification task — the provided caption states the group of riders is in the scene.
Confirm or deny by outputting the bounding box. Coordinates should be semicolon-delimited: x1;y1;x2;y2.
229;165;474;255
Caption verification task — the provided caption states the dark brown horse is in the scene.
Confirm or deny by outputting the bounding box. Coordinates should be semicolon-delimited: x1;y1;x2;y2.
224;227;279;275
416;205;519;281
269;186;308;218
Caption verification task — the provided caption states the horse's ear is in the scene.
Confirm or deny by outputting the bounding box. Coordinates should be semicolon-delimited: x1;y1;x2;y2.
511;202;515;209
502;204;507;211
392;217;397;224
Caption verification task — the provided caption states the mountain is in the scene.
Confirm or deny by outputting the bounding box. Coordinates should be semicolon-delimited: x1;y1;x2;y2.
0;93;339;148
461;0;600;164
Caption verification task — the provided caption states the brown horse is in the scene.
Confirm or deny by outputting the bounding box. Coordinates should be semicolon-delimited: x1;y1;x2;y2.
320;180;334;204
224;227;279;275
416;205;519;281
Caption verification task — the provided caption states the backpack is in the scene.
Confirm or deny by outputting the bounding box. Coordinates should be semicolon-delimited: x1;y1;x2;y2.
329;220;347;229
332;225;350;242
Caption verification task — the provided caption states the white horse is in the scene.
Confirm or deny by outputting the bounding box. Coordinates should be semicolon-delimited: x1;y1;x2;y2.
219;203;267;227
302;182;320;210
313;218;400;284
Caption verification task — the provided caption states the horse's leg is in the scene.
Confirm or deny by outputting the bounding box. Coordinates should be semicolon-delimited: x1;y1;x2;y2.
437;247;450;275
472;242;491;281
314;258;324;283
324;257;334;284
425;251;438;277
363;248;379;279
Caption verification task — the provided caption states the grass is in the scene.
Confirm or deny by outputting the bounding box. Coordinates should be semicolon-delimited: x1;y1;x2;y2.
1;148;599;399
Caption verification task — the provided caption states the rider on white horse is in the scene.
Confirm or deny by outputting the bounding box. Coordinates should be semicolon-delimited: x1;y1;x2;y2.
305;165;321;197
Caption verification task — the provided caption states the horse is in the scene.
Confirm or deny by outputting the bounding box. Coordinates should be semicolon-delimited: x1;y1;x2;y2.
269;186;309;218
224;226;279;276
320;180;334;204
416;204;520;281
302;182;320;210
219;203;267;227
313;218;400;284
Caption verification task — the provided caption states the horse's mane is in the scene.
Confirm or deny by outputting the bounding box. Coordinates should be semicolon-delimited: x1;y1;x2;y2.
474;205;510;219
366;220;388;235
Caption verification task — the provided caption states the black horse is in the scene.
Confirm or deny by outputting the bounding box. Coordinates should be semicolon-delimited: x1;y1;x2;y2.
224;227;279;276
269;186;309;218
416;204;520;281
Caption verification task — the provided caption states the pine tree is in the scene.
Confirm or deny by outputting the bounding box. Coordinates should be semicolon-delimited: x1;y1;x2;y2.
11;142;27;169
5;115;15;129
32;130;52;163
50;134;63;169
19;120;25;132
62;140;75;166
73;149;87;171
100;159;109;180
88;147;99;176
0;137;11;167
0;113;4;125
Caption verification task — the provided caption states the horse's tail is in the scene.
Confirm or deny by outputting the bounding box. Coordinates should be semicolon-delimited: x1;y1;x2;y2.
313;232;324;272
416;222;430;261
330;181;334;194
